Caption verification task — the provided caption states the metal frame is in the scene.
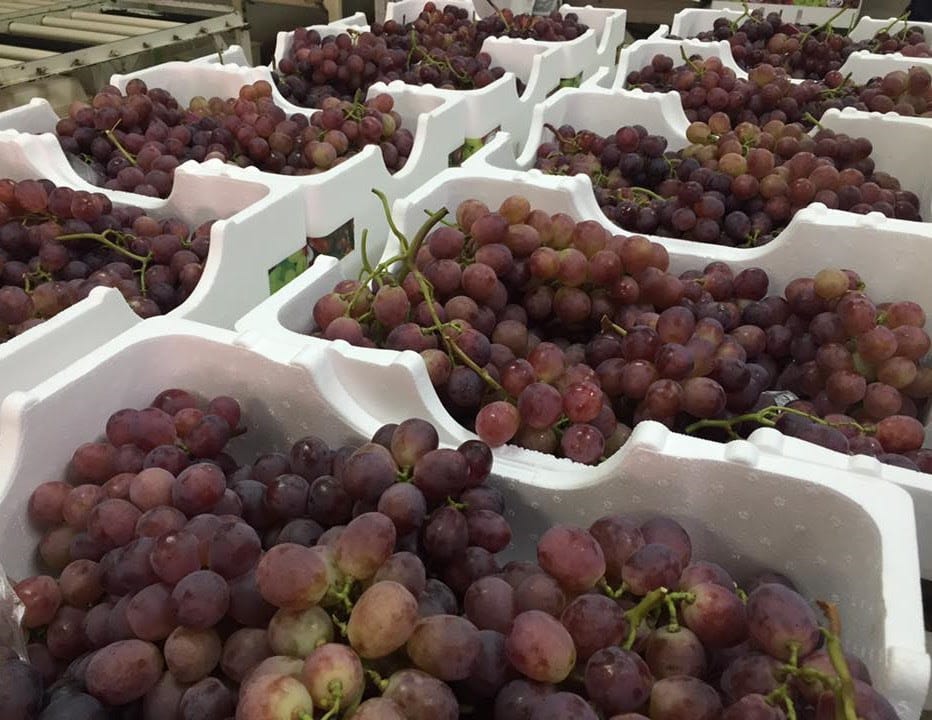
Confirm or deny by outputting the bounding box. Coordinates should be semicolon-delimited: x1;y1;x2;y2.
0;0;249;89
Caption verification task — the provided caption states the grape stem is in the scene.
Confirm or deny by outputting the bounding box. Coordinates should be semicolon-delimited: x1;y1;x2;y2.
55;231;152;295
332;578;356;614
818;601;860;720
319;681;342;720
875;12;910;40
621;588;695;650
766;685;799;720
678;45;704;76
330;614;348;637
597;577;625;598
365;667;389;692
372;188;410;255
683;404;871;439
798;7;848;46
601;314;628;337
664;594;680;631
104;125;138;167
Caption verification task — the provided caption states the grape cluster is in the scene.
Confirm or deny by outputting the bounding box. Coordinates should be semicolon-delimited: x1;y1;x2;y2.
684;9;931;79
534;117;921;246
0;177;212;337
625;54;932;128
52;80;413;198
311;193;932;472
275;3;586;106
5;390;899;719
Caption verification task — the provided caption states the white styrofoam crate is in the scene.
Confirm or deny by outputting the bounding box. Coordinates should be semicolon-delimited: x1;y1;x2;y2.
473;87;932;229
272;18;564;150
384;1;626;83
0;129;309;402
608;36;932;92
237;161;932;577
0;316;926;718
0;61;465;280
849;16;932;44
384;0;534;21
671;5;857;37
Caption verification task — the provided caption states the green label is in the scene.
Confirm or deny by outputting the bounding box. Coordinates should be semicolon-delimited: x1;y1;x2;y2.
308;218;355;261
547;72;583;98
268;246;310;294
448;126;502;167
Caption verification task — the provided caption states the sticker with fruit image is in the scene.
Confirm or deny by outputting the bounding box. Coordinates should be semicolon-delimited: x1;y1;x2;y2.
547;72;583;98
267;246;310;294
448;126;502;167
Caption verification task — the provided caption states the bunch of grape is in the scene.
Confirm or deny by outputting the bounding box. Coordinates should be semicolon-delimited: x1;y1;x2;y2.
626;54;932;127
0;177;212;338
534;118;922;246
275;3;586;107
311;193;932;472
4;390;900;719
685;10;931;79
53;79;413;198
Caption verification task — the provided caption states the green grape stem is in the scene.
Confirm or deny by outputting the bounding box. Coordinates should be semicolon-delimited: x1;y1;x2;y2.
621;588;695;650
766;685;799;720
601;314;628;337
679;45;705;75
683;404;871;439
818;601;860;720
319;681;343;720
104;128;138;167
55;231;151;294
799;7;848;46
365;667;389;692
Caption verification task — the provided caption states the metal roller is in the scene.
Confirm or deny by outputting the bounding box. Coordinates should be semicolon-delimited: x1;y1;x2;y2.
0;43;55;59
41;15;153;34
7;21;127;42
68;10;180;28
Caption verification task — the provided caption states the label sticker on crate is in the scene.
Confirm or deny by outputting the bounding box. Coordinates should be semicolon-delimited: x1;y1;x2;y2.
448;126;502;167
308;218;355;260
547;72;583;98
268;247;310;294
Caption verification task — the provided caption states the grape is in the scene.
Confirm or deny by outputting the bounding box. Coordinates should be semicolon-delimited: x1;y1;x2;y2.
334;512;396;579
560;593;627;660
351;698;406;719
584;647;653;715
506;610;577;683
746;583;821;661
341;444;397;502
301;643;364;709
406;614;481;681
170;570;229;629
589;515;645;584
126;582;176;641
645;626;707;679
236;671;313;720
649;675;722;719
382;669;459;720
374;551;426;598
173;463;226;516
537;525;606;592
347;581;418;659
681;582;748;648
514;572;566;617
164;627;222;682
268;605;334;657
85;640;163;705
0;657;43;720
256;543;328;609
623;544;683;595
465;576;515;634
221;627;271;683
29;481;72;528
722;694;787;719
38;692;107;720
15;575;62;627
150;530;200;584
